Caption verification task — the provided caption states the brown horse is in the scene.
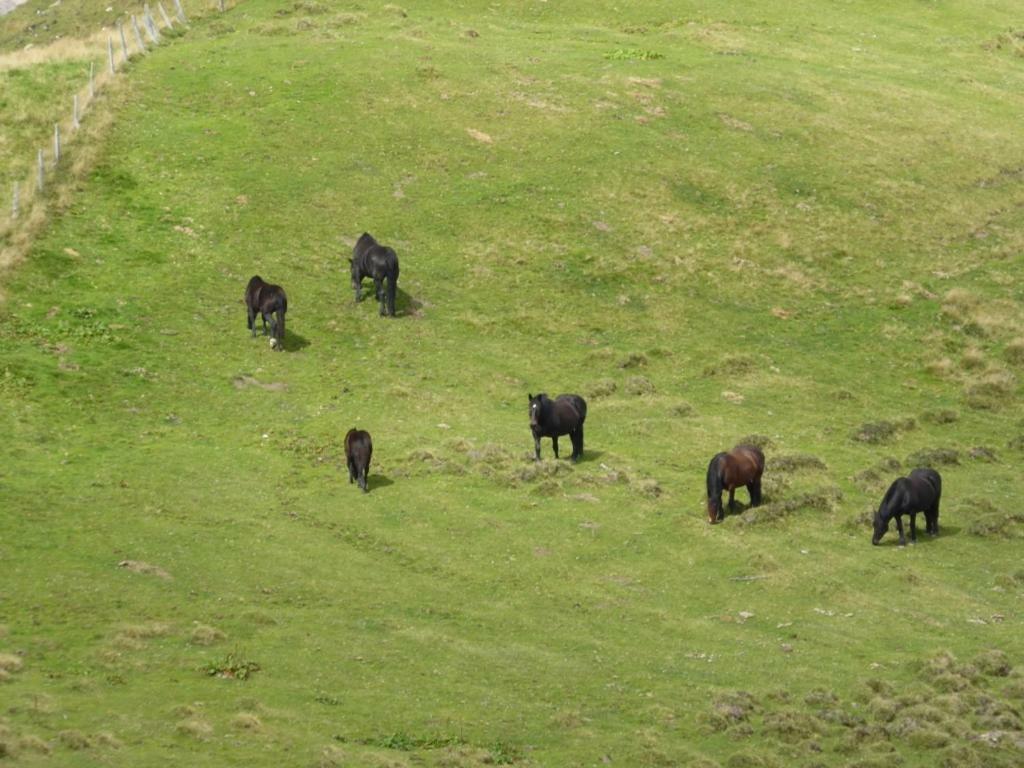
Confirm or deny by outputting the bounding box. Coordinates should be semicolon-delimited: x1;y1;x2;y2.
706;445;765;524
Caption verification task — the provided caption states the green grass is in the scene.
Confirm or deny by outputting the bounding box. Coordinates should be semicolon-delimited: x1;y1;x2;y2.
1;1;1024;766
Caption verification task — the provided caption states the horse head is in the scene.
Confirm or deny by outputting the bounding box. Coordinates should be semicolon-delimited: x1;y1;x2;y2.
871;508;888;545
528;393;547;429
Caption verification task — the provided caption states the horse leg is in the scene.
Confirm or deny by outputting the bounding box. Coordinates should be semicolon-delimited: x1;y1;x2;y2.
895;516;907;546
909;512;918;544
748;480;762;507
375;278;385;315
570;426;583;462
247;305;256;336
727;486;736;511
360;466;368;493
347;457;356;483
552;435;559;459
533;435;542;462
929;501;940;535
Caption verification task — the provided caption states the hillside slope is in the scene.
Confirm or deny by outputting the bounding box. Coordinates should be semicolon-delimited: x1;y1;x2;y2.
1;1;1023;766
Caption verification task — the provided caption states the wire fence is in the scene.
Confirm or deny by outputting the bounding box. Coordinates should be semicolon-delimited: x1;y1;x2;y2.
3;0;233;242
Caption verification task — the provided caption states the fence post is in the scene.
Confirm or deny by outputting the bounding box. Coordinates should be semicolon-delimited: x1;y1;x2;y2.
73;95;80;129
108;37;115;73
53;124;61;164
89;61;95;98
158;2;174;29
11;182;18;220
119;21;129;62
219;0;225;12
37;150;44;192
131;16;147;53
143;6;160;43
173;0;188;24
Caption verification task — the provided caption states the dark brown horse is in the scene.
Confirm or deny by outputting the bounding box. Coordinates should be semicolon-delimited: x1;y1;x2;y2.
872;468;941;546
344;428;373;493
706;445;765;523
245;275;287;350
528;393;587;462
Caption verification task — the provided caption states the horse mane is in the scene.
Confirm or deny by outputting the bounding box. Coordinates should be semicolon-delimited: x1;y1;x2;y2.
706;452;727;515
878;478;909;522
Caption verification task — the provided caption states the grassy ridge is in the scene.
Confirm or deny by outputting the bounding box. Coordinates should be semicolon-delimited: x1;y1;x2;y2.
1;1;1023;765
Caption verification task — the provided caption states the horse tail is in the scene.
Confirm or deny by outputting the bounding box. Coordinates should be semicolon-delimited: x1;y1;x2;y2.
573;395;587;424
276;291;287;341
706;453;726;520
386;265;397;317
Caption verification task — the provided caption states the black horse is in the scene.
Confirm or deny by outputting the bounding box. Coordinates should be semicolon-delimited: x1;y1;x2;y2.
345;429;373;493
706;444;765;524
528;393;587;462
245;275;287;350
350;232;400;317
872;468;941;546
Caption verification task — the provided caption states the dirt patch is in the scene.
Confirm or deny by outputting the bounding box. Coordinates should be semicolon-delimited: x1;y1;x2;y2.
117;560;172;580
232;375;287;392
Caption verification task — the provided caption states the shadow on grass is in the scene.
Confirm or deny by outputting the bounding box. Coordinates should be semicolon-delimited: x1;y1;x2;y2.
282;331;310;352
352;287;422;319
575;449;606;464
367;474;394;492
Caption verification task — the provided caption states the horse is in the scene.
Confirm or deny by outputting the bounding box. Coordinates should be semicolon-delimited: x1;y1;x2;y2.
528;393;587;462
872;468;941;546
245;275;287;350
350;232;400;317
344;429;373;493
706;444;765;524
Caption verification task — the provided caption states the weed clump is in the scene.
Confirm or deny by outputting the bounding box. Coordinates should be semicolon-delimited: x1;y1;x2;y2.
968;446;998;462
739;487;842;526
703;354;758;377
1004;337;1024;365
852;418;915;444
905;447;960;468
231;713;262;730
974;650;1012;677
588;379;617;398
770;454;827;473
701;690;758;733
669;402;695;417
737;434;774;450
965;500;1024;538
618;352;647;368
176;719;213;740
921;409;959;425
761;709;821;741
190;625;226;646
58;730;91;750
625;375;656;395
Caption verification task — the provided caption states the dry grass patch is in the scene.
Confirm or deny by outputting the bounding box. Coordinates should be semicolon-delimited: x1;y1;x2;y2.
176;718;213;739
0;653;23;674
189;624;226;646
231;712;263;730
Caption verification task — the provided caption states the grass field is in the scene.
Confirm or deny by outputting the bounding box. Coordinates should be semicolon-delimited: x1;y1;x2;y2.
1;1;1024;766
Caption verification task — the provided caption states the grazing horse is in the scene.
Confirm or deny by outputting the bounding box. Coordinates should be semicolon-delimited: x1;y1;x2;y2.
528;393;587;462
344;429;373;493
350;232;400;317
872;468;941;546
245;275;287;350
706;445;765;524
